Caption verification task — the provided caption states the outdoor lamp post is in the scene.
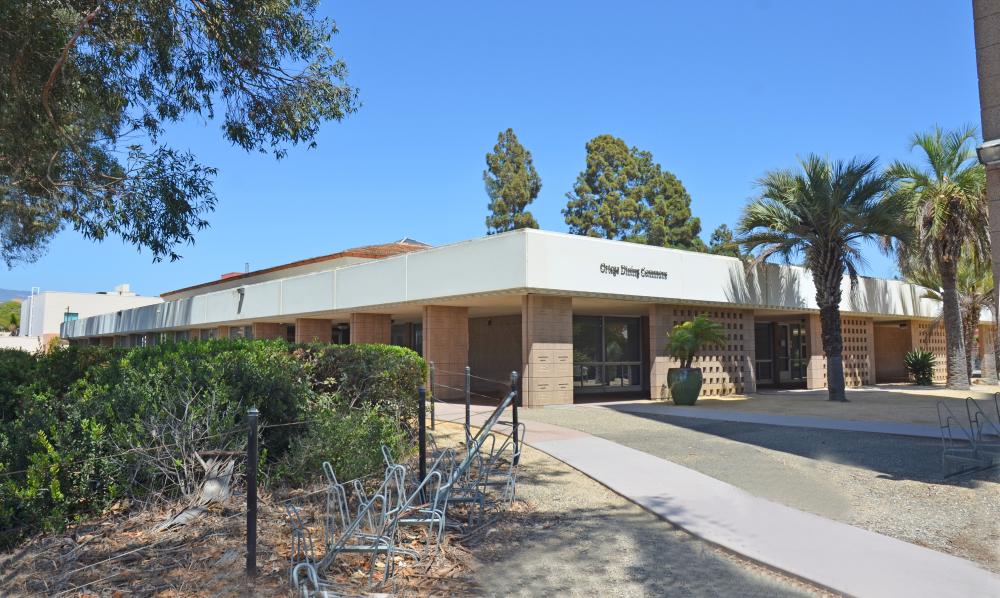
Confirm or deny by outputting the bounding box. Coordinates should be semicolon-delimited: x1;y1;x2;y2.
977;139;1000;166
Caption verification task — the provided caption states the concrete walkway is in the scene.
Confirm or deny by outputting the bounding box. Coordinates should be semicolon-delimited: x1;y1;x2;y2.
434;401;1000;597
603;402;950;438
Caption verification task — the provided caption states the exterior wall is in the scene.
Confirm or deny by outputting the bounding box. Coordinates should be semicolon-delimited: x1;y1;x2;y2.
349;313;391;344
805;315;875;388
252;322;284;340
521;295;573;406
911;321;948;384
63;230;972;341
0;336;44;352
649;305;754;400
979;323;997;383
468;315;521;396
873;323;912;383
21;291;161;337
295;318;332;344
423;306;469;400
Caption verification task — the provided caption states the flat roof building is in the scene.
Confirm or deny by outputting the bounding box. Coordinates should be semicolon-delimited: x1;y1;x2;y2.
19;285;162;345
61;230;994;405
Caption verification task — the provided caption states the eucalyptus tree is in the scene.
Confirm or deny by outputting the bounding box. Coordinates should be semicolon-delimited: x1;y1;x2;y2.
0;0;358;266
483;129;540;233
888;127;987;390
738;156;909;401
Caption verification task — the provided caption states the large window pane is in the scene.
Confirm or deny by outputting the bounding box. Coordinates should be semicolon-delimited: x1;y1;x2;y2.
573;316;603;363
604;317;639;362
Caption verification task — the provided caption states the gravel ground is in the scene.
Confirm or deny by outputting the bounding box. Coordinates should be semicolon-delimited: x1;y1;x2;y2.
520;406;1000;573
432;424;830;597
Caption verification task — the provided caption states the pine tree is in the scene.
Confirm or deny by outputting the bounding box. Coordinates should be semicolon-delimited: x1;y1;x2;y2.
563;134;703;249
484;129;540;234
708;224;741;257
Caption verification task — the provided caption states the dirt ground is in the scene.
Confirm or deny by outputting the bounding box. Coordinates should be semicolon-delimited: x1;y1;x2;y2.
667;384;1000;426
0;422;831;597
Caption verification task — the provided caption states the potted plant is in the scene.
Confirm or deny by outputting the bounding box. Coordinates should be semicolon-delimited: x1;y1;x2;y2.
665;314;726;405
903;349;936;386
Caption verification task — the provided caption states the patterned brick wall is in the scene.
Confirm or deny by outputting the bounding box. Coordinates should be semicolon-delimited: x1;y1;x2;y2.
806;315;875;388
650;305;753;398
911;321;947;384
841;317;874;387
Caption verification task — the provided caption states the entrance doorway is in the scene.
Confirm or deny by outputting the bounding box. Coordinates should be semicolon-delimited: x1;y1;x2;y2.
572;315;643;394
755;320;808;387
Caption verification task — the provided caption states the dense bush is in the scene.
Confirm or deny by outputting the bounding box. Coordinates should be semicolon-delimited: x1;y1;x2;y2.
904;349;936;386
0;340;423;547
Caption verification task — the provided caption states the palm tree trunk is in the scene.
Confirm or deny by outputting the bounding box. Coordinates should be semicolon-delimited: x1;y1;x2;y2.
939;260;971;389
961;308;979;381
819;302;847;401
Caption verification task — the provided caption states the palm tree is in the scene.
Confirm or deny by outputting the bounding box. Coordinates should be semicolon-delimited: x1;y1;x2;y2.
888;126;987;390
904;252;994;381
738;156;909;401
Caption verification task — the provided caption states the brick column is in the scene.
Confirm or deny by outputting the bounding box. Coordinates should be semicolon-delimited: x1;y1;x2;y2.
422;306;469;400
648;304;673;400
294;318;332;344
252;322;284;340
805;313;827;389
981;324;998;383
349;313;392;344
521;295;573;407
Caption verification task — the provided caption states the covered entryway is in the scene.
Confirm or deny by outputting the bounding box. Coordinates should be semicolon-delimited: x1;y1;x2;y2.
873;321;911;383
753;317;809;388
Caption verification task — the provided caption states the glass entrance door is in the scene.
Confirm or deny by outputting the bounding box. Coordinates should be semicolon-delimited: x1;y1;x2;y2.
754;323;774;385
573;316;642;392
789;323;807;381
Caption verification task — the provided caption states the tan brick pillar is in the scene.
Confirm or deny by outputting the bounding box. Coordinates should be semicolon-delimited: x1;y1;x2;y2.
294;318;332;344
805;313;827;389
981;324;998;383
252;322;284;340
349;313;392;344
648;304;674;400
217;326;230;339
422;306;469;400
521;295;573;407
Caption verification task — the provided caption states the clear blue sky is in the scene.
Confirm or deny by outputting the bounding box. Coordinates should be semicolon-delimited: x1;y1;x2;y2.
4;1;982;296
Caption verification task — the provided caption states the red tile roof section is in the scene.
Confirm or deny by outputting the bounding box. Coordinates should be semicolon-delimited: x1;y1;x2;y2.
161;240;430;298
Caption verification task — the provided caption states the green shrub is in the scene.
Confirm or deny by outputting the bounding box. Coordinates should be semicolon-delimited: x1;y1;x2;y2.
0;339;422;547
276;393;409;485
904;349;936;385
297;343;426;432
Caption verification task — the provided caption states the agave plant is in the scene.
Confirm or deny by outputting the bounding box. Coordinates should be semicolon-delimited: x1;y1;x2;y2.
904;349;936;386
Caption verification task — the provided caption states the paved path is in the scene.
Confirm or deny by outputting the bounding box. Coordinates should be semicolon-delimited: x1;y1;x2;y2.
434;401;1000;598
602;402;949;438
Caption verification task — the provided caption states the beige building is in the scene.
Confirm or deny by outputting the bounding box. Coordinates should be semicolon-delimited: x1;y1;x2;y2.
16;285;162;347
61;230;993;406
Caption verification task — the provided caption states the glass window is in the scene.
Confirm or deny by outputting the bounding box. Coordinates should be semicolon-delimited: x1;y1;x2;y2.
201;328;217;341
605;317;639;362
285;325;296;343
572;315;642;391
572;316;603;363
175;330;189;342
63;312;78;323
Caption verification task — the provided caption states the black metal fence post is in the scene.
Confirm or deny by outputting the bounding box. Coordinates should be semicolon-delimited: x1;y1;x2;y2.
428;362;436;430
464;366;471;444
510;371;520;465
418;387;427;486
246;407;259;581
